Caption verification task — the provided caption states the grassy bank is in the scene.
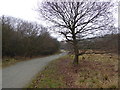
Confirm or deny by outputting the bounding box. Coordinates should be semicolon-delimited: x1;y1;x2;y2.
27;56;68;88
27;53;118;88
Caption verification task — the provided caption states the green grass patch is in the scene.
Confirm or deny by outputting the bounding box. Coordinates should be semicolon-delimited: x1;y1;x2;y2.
27;56;67;88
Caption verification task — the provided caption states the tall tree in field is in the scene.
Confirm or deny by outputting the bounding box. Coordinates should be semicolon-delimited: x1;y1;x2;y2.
37;0;114;65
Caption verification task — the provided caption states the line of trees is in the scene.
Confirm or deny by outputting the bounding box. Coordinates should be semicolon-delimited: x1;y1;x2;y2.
78;33;119;54
60;33;119;55
2;16;60;58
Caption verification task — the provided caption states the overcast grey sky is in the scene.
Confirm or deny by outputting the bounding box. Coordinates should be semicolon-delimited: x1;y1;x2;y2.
0;0;62;40
0;0;119;41
0;0;41;22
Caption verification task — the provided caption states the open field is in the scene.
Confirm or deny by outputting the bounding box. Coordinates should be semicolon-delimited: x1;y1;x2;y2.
28;53;118;88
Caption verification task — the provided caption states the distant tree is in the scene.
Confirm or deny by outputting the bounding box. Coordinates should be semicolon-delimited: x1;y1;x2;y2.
78;33;119;54
37;30;59;55
37;0;114;65
2;16;15;57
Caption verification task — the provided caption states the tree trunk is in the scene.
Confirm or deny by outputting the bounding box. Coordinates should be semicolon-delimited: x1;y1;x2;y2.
73;40;79;65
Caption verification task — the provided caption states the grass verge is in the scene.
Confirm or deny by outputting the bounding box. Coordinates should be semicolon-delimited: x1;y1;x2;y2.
27;56;68;88
27;53;118;88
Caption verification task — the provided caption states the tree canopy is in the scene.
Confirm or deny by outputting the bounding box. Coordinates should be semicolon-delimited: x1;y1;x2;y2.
38;0;114;65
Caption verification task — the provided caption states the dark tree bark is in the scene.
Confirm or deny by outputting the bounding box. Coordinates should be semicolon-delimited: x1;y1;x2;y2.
73;40;79;65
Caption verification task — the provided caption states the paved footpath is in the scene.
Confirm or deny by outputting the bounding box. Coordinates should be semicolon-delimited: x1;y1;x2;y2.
2;53;67;88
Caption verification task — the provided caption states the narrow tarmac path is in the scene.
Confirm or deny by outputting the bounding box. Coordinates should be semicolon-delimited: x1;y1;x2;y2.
2;53;67;88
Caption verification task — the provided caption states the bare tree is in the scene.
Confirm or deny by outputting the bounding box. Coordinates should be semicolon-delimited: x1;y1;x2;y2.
37;0;114;65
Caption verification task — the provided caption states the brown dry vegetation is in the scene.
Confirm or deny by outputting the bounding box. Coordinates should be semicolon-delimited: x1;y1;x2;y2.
28;52;118;88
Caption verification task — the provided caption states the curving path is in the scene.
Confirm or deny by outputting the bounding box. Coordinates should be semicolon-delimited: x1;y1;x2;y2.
2;52;67;88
